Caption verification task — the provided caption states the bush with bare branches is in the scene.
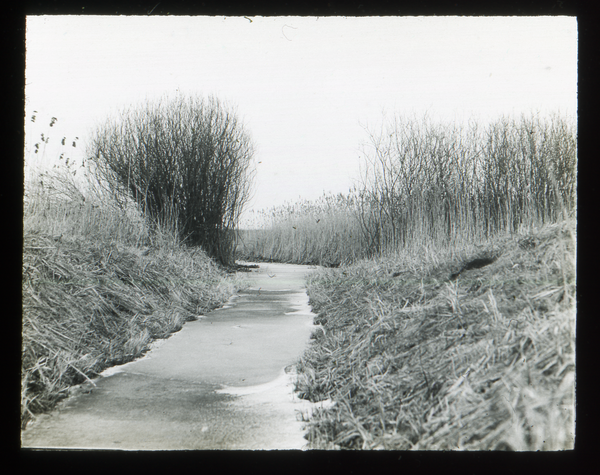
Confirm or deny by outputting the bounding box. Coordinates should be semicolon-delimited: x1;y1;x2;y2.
90;95;255;264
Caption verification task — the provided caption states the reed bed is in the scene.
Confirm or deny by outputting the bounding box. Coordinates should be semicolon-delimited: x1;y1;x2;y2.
237;114;576;266
22;171;238;428
296;220;575;450
358;114;575;252
236;193;370;267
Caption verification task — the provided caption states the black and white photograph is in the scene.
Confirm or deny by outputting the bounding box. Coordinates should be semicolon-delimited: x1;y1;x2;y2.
22;14;576;451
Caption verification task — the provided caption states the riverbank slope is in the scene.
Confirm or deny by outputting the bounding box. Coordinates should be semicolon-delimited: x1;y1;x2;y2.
22;232;240;429
296;220;575;450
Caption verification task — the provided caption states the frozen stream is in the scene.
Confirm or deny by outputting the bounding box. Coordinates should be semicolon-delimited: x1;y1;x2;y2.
21;262;331;450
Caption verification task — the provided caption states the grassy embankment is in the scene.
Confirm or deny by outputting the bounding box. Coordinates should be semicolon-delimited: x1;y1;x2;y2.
299;221;575;450
22;170;240;429
237;114;576;450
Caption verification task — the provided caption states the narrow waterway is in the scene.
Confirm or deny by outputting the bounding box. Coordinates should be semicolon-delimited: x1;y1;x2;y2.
21;263;330;450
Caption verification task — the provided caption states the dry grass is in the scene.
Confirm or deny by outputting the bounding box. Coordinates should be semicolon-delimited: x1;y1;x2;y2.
296;219;575;450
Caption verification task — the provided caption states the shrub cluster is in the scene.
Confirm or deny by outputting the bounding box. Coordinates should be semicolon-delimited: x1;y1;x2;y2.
90;95;255;265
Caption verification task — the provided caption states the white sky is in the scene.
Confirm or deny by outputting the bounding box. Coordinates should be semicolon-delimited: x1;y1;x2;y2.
25;16;577;226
